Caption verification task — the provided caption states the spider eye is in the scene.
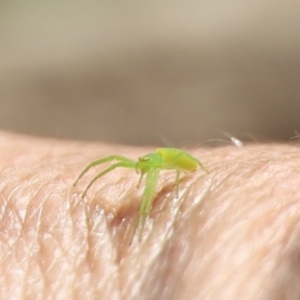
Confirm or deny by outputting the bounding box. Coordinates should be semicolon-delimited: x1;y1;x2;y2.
138;157;149;162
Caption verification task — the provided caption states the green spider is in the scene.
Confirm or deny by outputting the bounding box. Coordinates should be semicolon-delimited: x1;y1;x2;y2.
73;148;208;241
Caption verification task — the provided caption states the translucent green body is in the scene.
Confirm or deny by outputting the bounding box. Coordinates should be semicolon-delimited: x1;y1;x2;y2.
73;148;208;242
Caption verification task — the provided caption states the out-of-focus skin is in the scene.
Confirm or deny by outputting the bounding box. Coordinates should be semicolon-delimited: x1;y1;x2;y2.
0;131;300;299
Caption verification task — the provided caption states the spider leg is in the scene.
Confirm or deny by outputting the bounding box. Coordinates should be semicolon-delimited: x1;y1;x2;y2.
81;161;135;198
136;172;145;189
158;165;182;198
196;159;209;174
73;155;135;186
131;167;160;243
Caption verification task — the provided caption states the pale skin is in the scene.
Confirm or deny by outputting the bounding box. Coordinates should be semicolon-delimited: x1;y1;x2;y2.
0;131;300;299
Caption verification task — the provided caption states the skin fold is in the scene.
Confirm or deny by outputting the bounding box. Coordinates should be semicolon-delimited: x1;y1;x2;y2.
0;131;299;299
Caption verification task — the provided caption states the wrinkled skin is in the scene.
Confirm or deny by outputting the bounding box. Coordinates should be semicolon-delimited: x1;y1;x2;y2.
0;131;299;300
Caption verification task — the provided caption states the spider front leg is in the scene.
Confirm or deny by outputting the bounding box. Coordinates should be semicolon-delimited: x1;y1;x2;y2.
73;155;135;187
81;161;136;198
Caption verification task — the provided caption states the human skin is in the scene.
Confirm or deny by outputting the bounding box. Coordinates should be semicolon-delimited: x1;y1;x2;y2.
0;131;299;299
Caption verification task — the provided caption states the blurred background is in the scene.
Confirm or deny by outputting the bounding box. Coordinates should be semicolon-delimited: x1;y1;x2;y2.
1;0;300;146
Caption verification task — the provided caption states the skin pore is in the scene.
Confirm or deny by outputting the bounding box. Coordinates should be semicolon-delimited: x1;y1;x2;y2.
0;131;300;299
